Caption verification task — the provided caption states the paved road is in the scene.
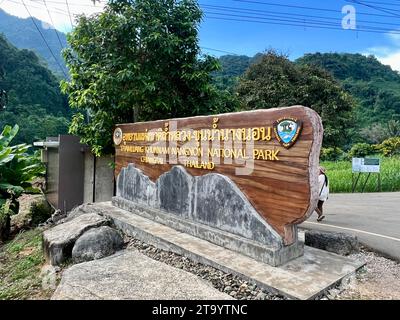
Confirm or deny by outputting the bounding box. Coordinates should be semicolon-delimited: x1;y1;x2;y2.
300;193;400;261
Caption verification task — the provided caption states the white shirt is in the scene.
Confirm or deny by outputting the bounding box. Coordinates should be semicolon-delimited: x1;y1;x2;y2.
318;174;329;201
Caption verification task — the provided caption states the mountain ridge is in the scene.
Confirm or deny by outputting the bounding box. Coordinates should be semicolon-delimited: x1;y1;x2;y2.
0;33;69;145
0;8;67;77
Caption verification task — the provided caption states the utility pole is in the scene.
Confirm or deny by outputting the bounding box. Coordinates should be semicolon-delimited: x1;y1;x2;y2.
0;89;7;110
0;66;6;110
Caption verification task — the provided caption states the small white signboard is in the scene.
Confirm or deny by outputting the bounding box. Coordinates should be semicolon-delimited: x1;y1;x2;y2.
352;158;380;173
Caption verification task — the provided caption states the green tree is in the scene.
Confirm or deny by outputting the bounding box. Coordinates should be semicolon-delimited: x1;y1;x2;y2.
237;52;355;148
0;34;70;145
387;120;400;137
348;143;374;158
378;137;400;157
297;53;400;129
62;0;227;156
213;54;263;91
0;125;44;241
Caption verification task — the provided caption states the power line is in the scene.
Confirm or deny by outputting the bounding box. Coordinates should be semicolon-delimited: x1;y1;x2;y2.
205;11;397;33
65;0;74;28
347;0;400;17
201;4;400;28
200;46;241;55
20;0;68;77
234;0;400;19
205;14;400;35
42;0;65;51
204;2;400;34
5;0;70;17
32;0;103;7
204;10;343;29
352;0;400;6
203;9;400;34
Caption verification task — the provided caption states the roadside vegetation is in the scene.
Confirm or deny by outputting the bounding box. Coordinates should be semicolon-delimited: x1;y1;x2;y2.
0;124;44;242
320;135;400;193
0;228;50;300
0;124;52;299
322;157;400;193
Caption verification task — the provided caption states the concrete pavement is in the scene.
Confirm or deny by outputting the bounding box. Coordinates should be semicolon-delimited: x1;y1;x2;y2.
300;193;400;261
95;202;363;300
52;250;232;300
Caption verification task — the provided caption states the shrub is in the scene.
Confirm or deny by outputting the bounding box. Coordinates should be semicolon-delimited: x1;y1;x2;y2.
377;137;400;157
0;201;11;242
359;123;390;144
0;124;44;241
320;147;346;161
29;200;53;227
348;143;374;158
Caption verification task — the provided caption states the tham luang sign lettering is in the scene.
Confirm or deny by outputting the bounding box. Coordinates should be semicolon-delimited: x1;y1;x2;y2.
113;106;323;266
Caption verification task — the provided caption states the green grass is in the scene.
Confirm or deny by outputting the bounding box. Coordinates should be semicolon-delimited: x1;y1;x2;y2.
321;157;400;193
0;229;52;300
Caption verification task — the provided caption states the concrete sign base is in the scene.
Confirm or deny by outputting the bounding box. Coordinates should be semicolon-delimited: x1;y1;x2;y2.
113;164;303;266
97;202;365;300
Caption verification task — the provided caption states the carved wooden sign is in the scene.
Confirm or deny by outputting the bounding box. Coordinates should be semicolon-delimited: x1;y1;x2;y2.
114;106;323;245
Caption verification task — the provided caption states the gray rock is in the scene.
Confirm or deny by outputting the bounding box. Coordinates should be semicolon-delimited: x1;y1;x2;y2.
117;164;157;207
112;165;306;267
158;166;192;216
72;226;124;263
65;203;108;222
40;265;58;291
115;165;284;247
52;250;233;300
194;172;281;246
305;230;359;256
256;292;267;300
43;213;109;266
48;209;66;225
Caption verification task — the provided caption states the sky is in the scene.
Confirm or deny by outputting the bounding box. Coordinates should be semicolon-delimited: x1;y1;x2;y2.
1;0;400;70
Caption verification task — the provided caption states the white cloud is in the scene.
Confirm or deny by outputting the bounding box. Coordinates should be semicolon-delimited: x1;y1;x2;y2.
363;46;394;56
387;30;400;44
1;0;106;32
379;51;400;72
365;30;400;72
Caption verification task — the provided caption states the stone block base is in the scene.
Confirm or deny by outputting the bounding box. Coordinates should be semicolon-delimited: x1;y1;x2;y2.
112;196;303;267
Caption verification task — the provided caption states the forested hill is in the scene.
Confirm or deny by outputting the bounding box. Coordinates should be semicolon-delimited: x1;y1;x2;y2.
296;53;400;127
0;8;67;77
0;34;69;145
213;54;262;90
297;53;400;82
214;52;400;128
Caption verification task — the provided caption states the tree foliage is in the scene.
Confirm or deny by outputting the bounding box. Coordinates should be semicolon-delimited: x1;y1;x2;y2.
297;53;400;131
0;35;69;145
62;0;229;156
237;52;355;148
212;54;263;91
348;143;374;158
0;125;44;241
320;147;346;162
0;8;68;76
377;137;400;157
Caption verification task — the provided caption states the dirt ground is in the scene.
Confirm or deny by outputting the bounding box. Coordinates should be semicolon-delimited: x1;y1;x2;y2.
2;193;399;300
337;248;400;300
10;194;44;231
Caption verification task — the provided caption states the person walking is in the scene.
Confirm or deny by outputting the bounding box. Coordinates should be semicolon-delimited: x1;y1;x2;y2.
316;166;329;222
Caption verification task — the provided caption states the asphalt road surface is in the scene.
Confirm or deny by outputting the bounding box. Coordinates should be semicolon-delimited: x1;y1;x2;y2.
300;193;400;261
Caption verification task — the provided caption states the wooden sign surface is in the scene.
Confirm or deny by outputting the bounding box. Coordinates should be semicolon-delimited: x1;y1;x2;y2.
114;106;323;245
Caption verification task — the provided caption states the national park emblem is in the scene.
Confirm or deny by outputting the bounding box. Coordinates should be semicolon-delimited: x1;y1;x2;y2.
273;118;303;149
113;127;123;146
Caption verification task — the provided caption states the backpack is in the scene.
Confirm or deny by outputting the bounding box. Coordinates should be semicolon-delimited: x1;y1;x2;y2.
319;173;329;198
